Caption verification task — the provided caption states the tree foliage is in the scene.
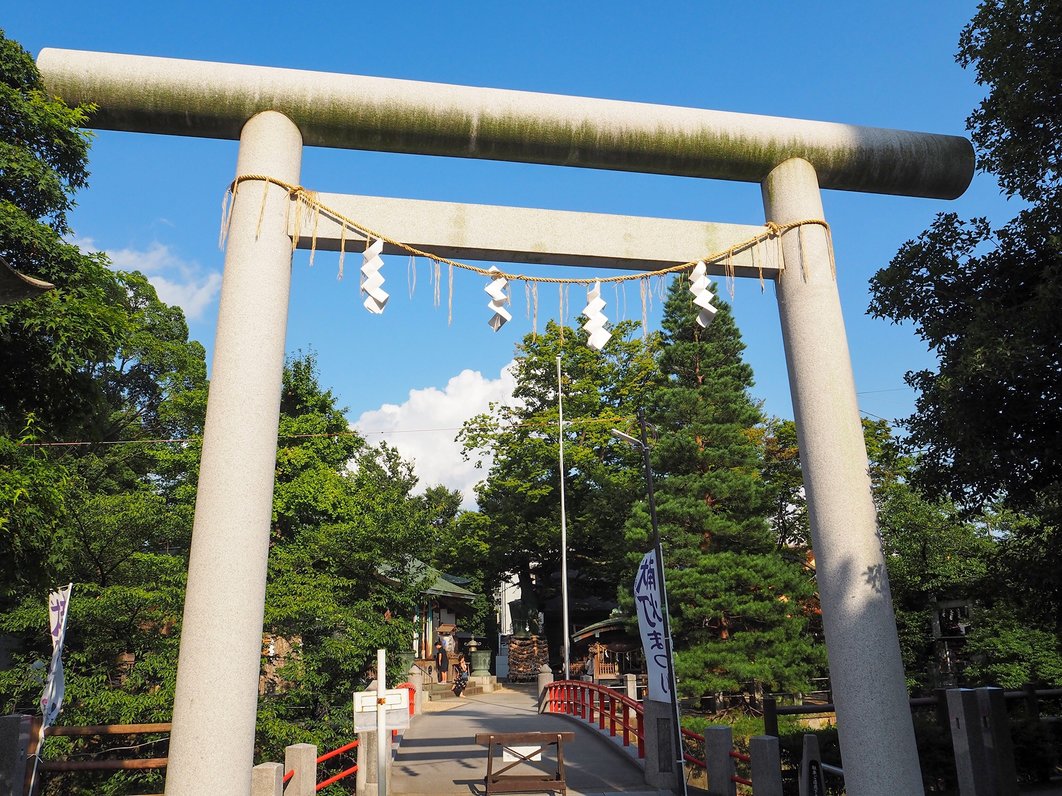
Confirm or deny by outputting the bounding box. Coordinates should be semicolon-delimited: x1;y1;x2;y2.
624;280;823;697
868;0;1062;637
0;30;128;437
459;320;655;653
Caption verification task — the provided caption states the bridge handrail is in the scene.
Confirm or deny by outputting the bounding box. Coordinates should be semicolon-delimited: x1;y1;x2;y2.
282;739;359;791
542;680;644;758
680;725;753;787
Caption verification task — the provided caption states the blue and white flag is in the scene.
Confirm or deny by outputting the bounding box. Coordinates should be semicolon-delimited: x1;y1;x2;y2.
40;584;72;727
633;551;672;703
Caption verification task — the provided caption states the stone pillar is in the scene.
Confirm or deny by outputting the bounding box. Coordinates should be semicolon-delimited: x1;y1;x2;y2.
284;743;318;796
0;714;32;794
641;699;681;791
537;664;554;711
624;673;638;700
762;157;923;796
250;762;284;796
749;735;782;796
166;111;303;796
947;688;1017;796
798;734;825;796
409;664;425;715
704;725;736;796
355;725;390;796
977;687;1018;796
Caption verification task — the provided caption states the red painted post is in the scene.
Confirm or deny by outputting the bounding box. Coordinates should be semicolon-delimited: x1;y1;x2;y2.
623;703;630;747
598;692;606;730
609;696;617;737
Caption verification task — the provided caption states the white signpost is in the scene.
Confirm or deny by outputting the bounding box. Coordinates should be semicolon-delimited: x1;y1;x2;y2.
353;687;410;732
351;649;411;796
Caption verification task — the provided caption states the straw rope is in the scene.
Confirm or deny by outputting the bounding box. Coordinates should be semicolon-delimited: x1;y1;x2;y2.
222;174;835;288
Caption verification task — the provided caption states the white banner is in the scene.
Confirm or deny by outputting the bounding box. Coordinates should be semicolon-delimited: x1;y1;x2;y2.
41;584;72;727
633;551;672;703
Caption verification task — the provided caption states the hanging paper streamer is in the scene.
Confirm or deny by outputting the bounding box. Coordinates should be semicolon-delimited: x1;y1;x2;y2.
360;238;389;314
581;281;611;351
689;260;718;328
485;266;511;332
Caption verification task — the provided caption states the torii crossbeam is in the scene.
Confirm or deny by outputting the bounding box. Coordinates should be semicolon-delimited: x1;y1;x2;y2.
37;48;973;796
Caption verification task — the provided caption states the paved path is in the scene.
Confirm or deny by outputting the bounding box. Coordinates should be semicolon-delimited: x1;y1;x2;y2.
391;686;667;796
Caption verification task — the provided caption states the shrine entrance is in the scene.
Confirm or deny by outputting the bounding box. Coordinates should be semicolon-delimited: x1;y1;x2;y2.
37;47;973;796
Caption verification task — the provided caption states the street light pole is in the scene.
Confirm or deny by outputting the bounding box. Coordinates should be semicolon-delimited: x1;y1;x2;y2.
557;355;571;681
614;410;687;796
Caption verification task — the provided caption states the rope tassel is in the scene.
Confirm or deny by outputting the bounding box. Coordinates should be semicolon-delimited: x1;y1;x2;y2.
360;238;389;314
581;281;611;351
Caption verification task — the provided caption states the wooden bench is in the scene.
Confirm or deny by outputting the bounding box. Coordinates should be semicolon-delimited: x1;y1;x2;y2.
475;731;575;795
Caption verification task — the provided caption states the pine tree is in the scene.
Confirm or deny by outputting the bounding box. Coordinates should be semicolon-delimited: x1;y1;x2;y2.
624;277;823;698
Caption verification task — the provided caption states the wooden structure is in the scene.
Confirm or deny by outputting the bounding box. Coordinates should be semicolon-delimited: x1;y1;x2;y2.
476;731;574;795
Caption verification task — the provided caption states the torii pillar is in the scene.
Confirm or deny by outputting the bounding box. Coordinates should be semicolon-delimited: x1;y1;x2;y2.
36;48;973;796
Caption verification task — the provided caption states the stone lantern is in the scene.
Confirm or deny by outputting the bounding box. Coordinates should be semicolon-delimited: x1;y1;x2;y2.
467;638;492;677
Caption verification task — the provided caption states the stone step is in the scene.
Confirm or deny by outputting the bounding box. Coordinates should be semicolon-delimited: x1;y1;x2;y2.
425;683;484;701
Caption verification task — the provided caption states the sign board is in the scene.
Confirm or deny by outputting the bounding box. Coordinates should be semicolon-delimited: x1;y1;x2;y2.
502;745;542;763
353;688;410;732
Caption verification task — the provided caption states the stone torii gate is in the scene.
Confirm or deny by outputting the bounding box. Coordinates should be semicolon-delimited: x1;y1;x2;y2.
37;49;973;796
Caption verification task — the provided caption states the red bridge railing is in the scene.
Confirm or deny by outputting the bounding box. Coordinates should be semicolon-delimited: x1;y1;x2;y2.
543;680;753;790
543;680;644;758
282;739;360;791
681;726;752;788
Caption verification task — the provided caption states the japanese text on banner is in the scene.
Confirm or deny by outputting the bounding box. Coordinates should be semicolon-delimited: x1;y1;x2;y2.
633;551;671;703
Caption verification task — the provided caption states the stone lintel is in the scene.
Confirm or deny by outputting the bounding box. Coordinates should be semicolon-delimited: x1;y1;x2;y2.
37;49;974;199
289;193;773;277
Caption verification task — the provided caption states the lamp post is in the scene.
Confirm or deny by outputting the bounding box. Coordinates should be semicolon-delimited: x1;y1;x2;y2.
612;409;686;796
556;355;571;681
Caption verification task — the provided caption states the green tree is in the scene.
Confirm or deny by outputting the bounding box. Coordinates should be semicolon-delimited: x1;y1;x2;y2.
624;279;823;698
862;420;995;689
760;418;809;550
258;354;429;758
868;0;1062;634
0;30;126;437
459;320;655;657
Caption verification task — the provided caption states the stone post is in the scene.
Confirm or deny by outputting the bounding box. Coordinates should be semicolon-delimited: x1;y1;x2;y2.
763;157;923;796
749;735;782;796
947;688;1018;796
355;724;390;796
251;762;284;796
165;110;303;796
977;687;1018;796
624;673;638;701
0;714;32;795
537;664;554;712
798;734;825;796
284;743;318;796
408;664;425;716
642;699;681;791
704;725;736;796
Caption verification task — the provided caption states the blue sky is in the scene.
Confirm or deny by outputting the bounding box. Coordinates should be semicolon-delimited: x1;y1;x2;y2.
5;2;1017;502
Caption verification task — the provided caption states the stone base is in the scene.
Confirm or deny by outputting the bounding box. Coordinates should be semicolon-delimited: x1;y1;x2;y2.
471;675;496;693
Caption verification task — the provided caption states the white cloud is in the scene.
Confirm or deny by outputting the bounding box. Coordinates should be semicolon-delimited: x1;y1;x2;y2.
73;236;222;321
354;363;519;508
